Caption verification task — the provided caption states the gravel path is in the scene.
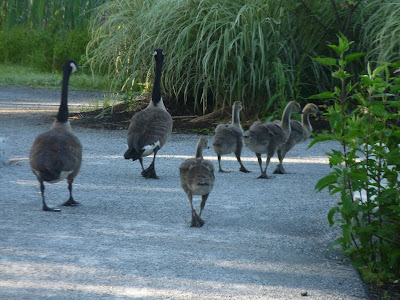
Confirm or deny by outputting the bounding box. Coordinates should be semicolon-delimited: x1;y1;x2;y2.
0;87;368;299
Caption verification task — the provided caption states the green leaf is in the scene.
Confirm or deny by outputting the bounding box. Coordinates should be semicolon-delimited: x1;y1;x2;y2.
308;136;333;148
328;206;340;226
333;69;352;80
345;53;366;63
328;237;345;252
308;91;335;99
359;75;373;86
328;44;341;54
313;57;337;66
315;174;338;191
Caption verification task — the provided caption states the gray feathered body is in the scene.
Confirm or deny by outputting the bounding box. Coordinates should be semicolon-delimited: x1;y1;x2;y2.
179;158;215;196
274;120;307;155
125;104;172;160
243;121;285;157
30;124;82;183
212;123;243;155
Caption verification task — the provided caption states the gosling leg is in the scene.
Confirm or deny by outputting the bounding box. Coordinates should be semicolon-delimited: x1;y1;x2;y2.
217;154;230;173
235;147;249;173
273;149;287;174
188;194;204;228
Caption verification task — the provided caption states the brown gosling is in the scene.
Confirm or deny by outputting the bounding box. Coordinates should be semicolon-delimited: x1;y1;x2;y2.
179;137;215;227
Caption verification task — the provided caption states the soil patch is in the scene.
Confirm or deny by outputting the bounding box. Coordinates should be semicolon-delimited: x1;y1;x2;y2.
70;98;330;133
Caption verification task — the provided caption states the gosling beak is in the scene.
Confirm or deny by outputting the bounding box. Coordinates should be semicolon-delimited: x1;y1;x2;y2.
298;109;304;114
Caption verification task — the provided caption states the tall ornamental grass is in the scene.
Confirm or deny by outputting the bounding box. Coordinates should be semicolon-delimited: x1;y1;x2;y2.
358;0;400;63
88;0;342;114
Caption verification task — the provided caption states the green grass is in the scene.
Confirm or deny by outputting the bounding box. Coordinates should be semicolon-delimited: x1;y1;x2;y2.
0;63;112;91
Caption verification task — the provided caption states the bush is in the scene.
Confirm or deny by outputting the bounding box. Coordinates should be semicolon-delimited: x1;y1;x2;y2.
310;34;400;282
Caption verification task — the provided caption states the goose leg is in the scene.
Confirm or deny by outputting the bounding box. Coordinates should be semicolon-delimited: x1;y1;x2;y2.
235;146;249;173
199;194;209;217
62;179;79;206
142;148;159;179
256;153;266;178
188;194;204;228
273;149;287;174
139;157;145;172
218;154;230;173
40;182;60;212
257;154;273;179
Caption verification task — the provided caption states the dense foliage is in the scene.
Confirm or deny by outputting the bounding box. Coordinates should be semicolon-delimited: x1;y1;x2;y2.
311;35;400;282
0;0;104;71
86;0;399;115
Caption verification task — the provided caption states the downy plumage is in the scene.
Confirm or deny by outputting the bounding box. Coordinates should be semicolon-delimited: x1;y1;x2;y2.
243;101;301;178
179;137;215;227
273;103;322;174
212;101;249;173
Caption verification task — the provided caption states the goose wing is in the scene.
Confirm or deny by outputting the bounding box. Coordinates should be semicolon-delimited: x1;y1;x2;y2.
29;130;82;182
127;107;172;157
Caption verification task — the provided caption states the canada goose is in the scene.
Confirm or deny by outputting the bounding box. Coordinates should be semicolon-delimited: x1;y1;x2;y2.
124;49;173;179
212;101;249;173
243;101;301;178
29;59;82;212
179;137;215;227
273;103;322;174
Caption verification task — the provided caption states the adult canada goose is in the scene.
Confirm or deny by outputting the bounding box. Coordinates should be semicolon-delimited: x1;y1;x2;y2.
124;49;172;179
273;103;322;174
179;137;215;227
243;101;301;178
212;101;249;173
29;59;82;212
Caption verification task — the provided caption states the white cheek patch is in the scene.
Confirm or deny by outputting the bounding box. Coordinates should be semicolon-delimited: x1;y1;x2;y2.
142;140;160;157
70;62;78;73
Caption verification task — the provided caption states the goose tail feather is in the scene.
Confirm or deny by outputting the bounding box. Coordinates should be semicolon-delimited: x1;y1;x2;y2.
124;148;142;161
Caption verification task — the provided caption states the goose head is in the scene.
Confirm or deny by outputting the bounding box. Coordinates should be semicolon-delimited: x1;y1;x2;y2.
304;103;322;117
63;59;82;75
233;101;243;112
196;137;209;159
288;101;302;114
153;48;164;62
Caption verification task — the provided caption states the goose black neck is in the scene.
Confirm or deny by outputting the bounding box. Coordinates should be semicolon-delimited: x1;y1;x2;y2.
152;56;163;106
56;69;72;123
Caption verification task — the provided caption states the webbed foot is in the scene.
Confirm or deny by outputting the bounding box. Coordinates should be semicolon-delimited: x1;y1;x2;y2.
43;205;61;212
62;197;80;206
190;211;205;228
142;163;159;179
257;172;274;179
239;166;250;173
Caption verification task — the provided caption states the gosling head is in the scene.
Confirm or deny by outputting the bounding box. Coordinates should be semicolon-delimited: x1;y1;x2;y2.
233;101;243;112
198;136;209;150
288;101;302;114
305;103;323;117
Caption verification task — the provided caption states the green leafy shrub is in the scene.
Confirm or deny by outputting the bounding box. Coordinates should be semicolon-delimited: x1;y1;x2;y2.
310;34;400;281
